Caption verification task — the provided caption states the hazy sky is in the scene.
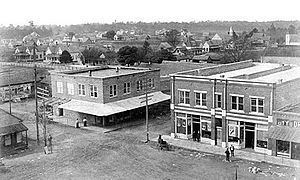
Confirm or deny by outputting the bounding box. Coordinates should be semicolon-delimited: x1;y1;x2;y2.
1;0;299;26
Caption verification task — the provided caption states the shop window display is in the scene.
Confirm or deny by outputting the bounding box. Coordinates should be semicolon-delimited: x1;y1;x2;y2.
202;122;211;138
177;117;186;134
256;130;268;148
277;140;290;154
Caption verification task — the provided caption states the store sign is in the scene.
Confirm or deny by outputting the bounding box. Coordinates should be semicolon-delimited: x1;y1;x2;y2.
277;119;300;128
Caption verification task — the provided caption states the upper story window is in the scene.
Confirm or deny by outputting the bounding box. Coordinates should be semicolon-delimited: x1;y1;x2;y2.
179;89;190;105
67;83;74;95
148;78;154;89
195;91;207;107
137;80;143;92
231;94;244;111
57;81;63;94
110;84;117;97
78;84;86;96
250;97;264;114
124;82;131;94
215;93;222;108
90;85;98;98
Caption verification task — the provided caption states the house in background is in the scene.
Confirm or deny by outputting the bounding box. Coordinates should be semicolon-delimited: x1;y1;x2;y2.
14;45;46;62
0;110;28;157
286;33;300;46
0;67;37;102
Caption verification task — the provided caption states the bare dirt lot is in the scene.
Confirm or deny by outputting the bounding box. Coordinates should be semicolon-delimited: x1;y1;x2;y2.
0;99;299;180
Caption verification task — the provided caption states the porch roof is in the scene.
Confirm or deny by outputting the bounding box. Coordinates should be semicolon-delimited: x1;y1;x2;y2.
58;91;170;117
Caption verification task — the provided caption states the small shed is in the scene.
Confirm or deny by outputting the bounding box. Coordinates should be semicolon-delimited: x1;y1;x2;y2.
0;110;28;157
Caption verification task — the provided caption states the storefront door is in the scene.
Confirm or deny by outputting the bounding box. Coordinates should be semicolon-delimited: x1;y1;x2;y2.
245;122;255;149
245;131;254;148
291;142;300;160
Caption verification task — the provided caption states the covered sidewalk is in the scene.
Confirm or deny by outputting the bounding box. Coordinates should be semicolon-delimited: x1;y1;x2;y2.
58;91;170;117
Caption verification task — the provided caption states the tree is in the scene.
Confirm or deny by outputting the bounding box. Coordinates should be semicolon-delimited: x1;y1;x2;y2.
106;30;116;40
288;24;296;34
117;46;138;66
81;47;103;65
165;29;181;47
222;28;257;62
59;50;73;63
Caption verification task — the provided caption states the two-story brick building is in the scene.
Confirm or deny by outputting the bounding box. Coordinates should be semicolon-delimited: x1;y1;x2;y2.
50;66;170;126
170;60;300;155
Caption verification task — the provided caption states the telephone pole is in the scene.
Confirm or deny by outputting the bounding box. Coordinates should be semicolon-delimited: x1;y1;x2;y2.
33;41;40;145
139;79;153;143
8;67;11;114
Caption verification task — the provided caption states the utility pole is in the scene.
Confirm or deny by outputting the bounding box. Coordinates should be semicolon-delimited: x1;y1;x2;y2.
43;100;47;147
34;41;40;145
139;79;153;143
8;67;11;114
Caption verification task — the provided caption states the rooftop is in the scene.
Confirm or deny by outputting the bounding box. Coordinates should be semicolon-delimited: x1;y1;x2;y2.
209;63;280;79
175;60;300;84
254;66;300;83
58;66;156;79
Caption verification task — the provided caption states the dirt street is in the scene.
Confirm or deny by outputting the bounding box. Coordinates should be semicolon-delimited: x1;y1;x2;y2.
0;100;299;180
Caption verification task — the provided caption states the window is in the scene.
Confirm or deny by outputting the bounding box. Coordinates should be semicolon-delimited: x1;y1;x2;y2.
195;91;207;107
4;134;11;146
215;93;222;108
137;80;143;91
78;84;86;96
178;90;190;105
148;78;154;89
277;140;290;154
57;81;63;93
90;85;98;98
250;97;264;113
124;82;131;94
201;121;211;138
257;130;268;148
16;132;22;143
109;84;117;97
231;95;244;111
67;83;74;95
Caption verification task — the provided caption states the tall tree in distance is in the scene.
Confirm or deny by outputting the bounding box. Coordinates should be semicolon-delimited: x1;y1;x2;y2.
60;50;73;64
165;29;181;47
288;25;297;34
223;28;257;62
106;30;116;40
117;46;138;66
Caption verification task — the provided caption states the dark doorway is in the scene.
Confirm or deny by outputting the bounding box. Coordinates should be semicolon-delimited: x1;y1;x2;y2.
58;108;63;116
193;123;200;134
245;131;254;148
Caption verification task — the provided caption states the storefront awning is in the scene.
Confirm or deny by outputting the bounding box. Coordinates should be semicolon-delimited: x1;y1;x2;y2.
58;91;170;117
268;126;300;143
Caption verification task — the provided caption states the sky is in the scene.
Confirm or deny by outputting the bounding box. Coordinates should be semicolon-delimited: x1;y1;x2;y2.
1;0;300;26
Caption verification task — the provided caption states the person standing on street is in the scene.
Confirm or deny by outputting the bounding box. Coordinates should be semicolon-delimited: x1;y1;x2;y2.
83;117;87;127
230;144;235;157
225;147;230;161
75;119;80;128
196;130;200;142
48;134;53;154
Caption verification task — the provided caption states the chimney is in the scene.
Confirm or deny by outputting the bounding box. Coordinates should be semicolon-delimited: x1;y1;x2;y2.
116;67;119;72
89;70;92;76
277;79;283;84
220;75;225;78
